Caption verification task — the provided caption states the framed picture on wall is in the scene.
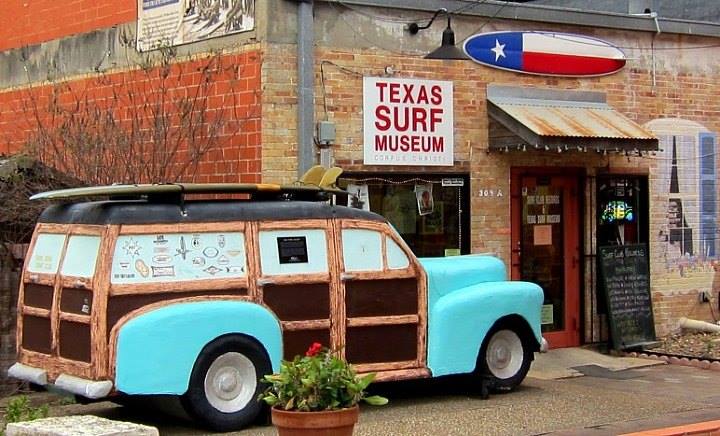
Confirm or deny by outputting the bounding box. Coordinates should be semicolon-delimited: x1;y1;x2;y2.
421;202;444;235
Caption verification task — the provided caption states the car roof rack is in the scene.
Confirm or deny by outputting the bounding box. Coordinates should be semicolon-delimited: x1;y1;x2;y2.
31;166;349;203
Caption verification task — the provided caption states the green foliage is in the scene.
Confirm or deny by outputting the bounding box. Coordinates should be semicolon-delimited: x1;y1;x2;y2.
260;343;388;412
1;395;49;435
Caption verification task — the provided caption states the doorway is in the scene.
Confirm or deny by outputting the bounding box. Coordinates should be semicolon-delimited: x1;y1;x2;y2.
511;169;582;348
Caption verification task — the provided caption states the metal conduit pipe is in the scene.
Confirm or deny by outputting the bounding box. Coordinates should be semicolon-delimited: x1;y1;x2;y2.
297;0;315;178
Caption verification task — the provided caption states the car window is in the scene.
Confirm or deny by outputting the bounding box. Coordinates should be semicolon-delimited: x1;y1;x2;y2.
342;229;382;272
259;229;328;276
386;237;410;270
27;233;66;274
61;235;102;278
111;232;247;284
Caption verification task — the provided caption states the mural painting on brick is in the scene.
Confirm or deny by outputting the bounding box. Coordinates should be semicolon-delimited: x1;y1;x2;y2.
644;119;719;335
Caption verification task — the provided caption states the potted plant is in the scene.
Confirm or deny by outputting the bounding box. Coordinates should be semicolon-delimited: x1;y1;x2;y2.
260;342;388;435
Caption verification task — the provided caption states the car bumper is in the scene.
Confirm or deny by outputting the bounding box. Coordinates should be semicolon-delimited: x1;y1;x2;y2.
539;337;549;353
7;363;113;399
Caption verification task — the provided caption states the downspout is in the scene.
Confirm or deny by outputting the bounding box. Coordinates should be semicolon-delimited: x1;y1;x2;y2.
297;0;315;178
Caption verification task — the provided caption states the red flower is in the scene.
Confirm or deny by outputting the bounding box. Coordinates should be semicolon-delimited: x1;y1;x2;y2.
305;342;323;357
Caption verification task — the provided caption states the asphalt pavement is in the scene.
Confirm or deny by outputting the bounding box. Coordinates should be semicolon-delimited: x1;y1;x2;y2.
6;349;720;435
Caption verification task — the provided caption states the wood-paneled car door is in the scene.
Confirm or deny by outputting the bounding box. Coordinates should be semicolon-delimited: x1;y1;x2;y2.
336;220;429;381
256;220;335;360
19;224;106;380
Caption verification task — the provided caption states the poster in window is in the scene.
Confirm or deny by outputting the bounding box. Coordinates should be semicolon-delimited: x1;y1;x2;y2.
415;183;434;216
346;184;370;211
137;0;255;51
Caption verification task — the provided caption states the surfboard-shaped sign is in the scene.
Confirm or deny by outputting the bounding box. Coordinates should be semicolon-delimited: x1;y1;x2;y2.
463;31;626;77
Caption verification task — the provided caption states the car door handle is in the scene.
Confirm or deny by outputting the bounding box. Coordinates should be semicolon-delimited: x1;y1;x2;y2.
257;278;274;287
341;273;355;281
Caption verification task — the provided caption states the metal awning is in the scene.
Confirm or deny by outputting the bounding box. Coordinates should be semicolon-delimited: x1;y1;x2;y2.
487;85;658;152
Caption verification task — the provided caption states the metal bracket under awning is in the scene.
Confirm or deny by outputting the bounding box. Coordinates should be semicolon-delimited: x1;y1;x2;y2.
487;85;659;153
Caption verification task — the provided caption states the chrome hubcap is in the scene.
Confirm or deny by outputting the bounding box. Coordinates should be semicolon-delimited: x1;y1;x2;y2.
486;330;523;379
204;352;256;413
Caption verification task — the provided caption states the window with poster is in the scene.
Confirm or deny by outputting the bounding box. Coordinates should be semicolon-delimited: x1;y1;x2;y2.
343;173;470;257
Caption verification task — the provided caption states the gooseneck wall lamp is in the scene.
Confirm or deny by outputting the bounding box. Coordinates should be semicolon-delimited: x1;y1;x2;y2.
408;8;469;60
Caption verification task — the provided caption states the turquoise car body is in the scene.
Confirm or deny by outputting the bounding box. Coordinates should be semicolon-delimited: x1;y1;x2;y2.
419;255;544;376
114;255;543;394
114;300;282;395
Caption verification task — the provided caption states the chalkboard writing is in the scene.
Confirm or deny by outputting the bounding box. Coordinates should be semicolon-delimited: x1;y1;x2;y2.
599;244;656;350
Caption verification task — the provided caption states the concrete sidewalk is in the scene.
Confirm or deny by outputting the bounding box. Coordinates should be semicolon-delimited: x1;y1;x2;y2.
528;346;664;380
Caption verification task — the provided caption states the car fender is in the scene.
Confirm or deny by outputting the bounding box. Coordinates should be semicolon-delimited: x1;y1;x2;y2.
114;300;282;395
427;281;543;377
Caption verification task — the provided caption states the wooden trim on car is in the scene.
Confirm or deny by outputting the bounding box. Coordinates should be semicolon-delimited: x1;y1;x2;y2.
18;349;93;381
354;361;418;373
92;225;117;378
59;312;91;324
258;220;328;231
22;306;50;318
327;219;345;359
281;319;331;331
246;222;261;301
50;235;71;355
109;277;250;296
119;222;246;234
366;367;431;383
346;315;419;327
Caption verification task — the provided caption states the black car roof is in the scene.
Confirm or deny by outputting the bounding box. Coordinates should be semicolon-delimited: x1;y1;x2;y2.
39;200;386;225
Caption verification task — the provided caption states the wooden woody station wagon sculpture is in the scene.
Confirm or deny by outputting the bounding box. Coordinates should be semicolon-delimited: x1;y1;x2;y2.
8;167;548;431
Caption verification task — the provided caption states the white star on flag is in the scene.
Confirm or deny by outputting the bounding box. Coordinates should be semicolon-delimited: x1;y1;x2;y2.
491;39;506;62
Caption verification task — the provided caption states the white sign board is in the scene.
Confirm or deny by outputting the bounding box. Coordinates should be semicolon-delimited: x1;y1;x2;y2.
363;77;453;166
137;0;255;52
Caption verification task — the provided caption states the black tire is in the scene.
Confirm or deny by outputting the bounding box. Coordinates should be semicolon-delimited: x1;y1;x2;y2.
477;326;533;391
181;335;271;432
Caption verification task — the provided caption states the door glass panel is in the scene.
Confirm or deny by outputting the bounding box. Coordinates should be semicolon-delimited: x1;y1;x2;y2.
342;229;382;272
61;235;101;278
259;229;327;276
386;238;410;269
27;233;66;274
521;182;564;332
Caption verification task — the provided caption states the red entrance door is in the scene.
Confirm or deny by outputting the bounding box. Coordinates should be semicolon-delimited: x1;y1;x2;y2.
511;169;581;348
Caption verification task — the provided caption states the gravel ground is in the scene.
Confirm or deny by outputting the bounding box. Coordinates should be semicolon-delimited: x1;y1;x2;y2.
649;332;720;359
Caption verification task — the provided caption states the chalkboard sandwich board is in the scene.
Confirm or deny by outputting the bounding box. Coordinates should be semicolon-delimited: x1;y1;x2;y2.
599;244;656;350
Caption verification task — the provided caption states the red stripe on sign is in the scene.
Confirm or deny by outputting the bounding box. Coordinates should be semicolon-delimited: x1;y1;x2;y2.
523;52;626;76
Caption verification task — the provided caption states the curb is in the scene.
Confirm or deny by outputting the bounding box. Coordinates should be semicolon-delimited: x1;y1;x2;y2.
623;351;720;371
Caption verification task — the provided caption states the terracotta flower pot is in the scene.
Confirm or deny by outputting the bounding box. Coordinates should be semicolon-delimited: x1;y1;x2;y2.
270;405;359;436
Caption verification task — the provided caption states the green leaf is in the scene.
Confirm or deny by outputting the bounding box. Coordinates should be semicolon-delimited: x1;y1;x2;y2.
363;395;388;406
261;396;278;406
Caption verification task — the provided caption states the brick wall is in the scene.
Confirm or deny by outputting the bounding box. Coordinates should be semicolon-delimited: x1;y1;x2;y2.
259;40;720;337
0;48;263;183
1;0;136;51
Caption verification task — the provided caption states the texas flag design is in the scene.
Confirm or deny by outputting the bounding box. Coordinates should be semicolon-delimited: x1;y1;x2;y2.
463;31;626;77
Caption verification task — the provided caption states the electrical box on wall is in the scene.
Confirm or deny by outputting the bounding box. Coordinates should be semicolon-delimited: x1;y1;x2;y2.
317;121;336;145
